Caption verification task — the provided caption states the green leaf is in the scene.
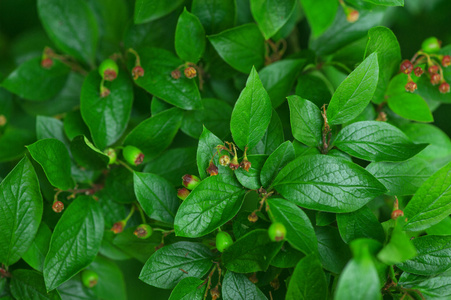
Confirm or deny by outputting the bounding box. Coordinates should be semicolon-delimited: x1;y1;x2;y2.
36;116;69;149
260;141;295;188
271;154;386;213
267;198;318;255
0;128;36;163
251;110;284;155
271;243;304;268
102;167;135;204
404;161;451;231
56;278;96;300
397;235;451;276
27;138;74;190
388;93;434;122
286;254;328;300
377;220;416;265
22;223;51;272
174;175;246;237
336;206;385;244
133;172;179;224
235;154;267;189
426;217;451;236
327;53;379;125
316;226;352;274
295;73;332;108
132;47;202;110
208;24;265;73
80;71;133;150
175;8;206;63
398;269;451;299
230;66;272;150
250;0;295;40
43;196;104;291
191;0;236;34
88;256;126;300
300;0;338;37
0;157;42;266
37;0;98;65
134;0;184;24
222;229;283;273
11;269;61;300
63;110;90;141
288;95;322;147
124;108;183;162
111;228;162;263
70;135;109;170
366;157;434;196
139;241;214;289
363;0;404;6
169;277;206;300
334;121;428;162
2;57;70;101
222;271;267;300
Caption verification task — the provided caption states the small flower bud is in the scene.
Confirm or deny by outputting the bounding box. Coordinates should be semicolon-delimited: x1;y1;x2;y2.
439;82;450;94
171;69;181;79
405;81;417;93
240;158;252;172
270;277;280;290
184;66;197;79
391;209;404;220
103;148;117;164
400;60;413;74
210;286;220;300
81;270;99;288
414;67;424;77
249;273;258;284
219;155;230;166
177;188;190;200
132;66;145;80
206;161;219;176
346;8;359;23
100;86;110;98
52;201;64;213
248;211;258;223
111;220;126;234
41;58;53;69
229;155;240;170
134;224;153;239
431;73;441;85
0;115;6;126
182;174;201;190
428;65;439;74
442;55;451;67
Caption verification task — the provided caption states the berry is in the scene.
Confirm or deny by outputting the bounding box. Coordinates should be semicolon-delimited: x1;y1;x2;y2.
399;60;413;74
248;211;258;223
52;201;64;213
206;161;219;176
268;222;286;242
132;66;144;80
103;148;117;164
414;67;424;77
421;37;441;53
442;55;451;67
430;73;441;85
134;224;153;239
391;209;404;220
111;220;125;234
210;286;220;300
177;188;190;200
123;145;144;166
404;81;417;93
219;155;230;166
184;66;197;79
98;58;119;81
346;8;359;23
81;270;99;288
216;231;233;252
182;174;201;190
229;155;240;170
0;115;6;126
249;273;258;284
41;58;53;69
439;82;450;94
100;86;110;98
428;65;439;74
240;158;251;172
171;69;181;79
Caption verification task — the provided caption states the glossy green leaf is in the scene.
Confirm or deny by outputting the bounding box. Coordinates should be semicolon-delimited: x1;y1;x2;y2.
80;71;133;150
230;67;272;150
222;229;283;273
251;110;284;155
295;73;332;108
169;277;206;300
88;256;126;300
111;228;162;263
272;155;387;213
102;167;135;204
398;269;451;299
37;0;98;65
36;116;69;149
327;53;379;125
2;57;70;101
44;196;104;291
300;0;338;37
11;269;61;300
288;95;322;147
334;121;428;162
70;135;109;170
56;278;96;300
271;243;304;268
132;47;202;110
286;254;328;300
175;8;205;63
191;0;236;34
388;93;433;122
267;198;318;255
63;110;90;141
377;220;416;265
260;141;295;187
363;0;404;5
404;161;451;231
27;138;74;190
139;241;214;289
22;223;51;272
0;127;36;163
235;154;267;189
134;172;179;224
0;157;42;266
316;226;352;274
222;271;267;300
337;206;385;244
174;175;246;237
124;108;183;162
250;0;295;40
426;217;451;236
134;0;184;24
208;24;265;73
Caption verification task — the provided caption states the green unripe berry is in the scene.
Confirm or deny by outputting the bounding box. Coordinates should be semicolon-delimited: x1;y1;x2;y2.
421;37;441;53
216;231;233;252
268;222;286;242
182;174;201;190
99;58;119;81
134;224;153;239
81;269;99;288
104;148;117;164
123;145;144;166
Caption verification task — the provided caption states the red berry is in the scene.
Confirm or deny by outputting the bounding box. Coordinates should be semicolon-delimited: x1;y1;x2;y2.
171;69;181;79
428;65;439;74
268;222;286;242
52;201;64;213
206;161;219;176
81;270;99;288
41;58;53;69
414;67;423;77
391;209;404;220
123;145;144;166
111;220;125;234
400;60;413;74
177;188;190;200
182;174;201;190
431;73;441;85
184;66;197;79
132;66;144;80
404;81;417;93
439;82;450;94
346;8;359;23
134;224;153;239
442;55;451;67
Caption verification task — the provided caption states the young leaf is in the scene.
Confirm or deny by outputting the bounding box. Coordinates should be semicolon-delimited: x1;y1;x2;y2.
286;254;328;300
326;53;379;125
37;0;98;65
133;172;179;224
208;24;265;73
43;196;104;291
175;8;206;63
250;0;295;40
230;66;272;151
191;0;236;34
336;206;385;244
260;141;295;188
299;0;338;37
235;154;267;189
287;95;322;147
334;121;428;162
174;175;246;237
22;223;52;272
0;157;42;266
222;229;283;273
222;271;267;300
377;220;416;265
80;71;133;150
388;93;434;122
11;269;61;300
134;0;184;24
70;135;109;170
169;277;206;300
27;138;74;190
139;241;214;289
271;155;387;213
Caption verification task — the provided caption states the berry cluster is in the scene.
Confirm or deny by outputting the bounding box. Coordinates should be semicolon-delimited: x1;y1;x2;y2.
171;63;198;80
205;143;252;178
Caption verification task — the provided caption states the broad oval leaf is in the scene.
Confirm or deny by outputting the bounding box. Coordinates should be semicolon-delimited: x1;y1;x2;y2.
235;154;267;190
22;223;52;272
11;269;61;300
87;256;126;300
326;53;379;125
44;196;104;291
230;66;272;151
300;0;338;37
271;155;387;213
316;226;352;274
287;95;322;147
334;121;428;162
36;116;69;149
191;0;236;34
169;277;206;300
251;110;284;155
175;8;206;63
134;0;184;24
250;0;295;40
222;271;267;300
336;206;385;244
364;0;404;5
388;93;433;122
70;135;109;170
139;241;214;289
80;71;133;150
260;141;295;188
174;175;246;237
398;269;451;299
0;157;42;266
